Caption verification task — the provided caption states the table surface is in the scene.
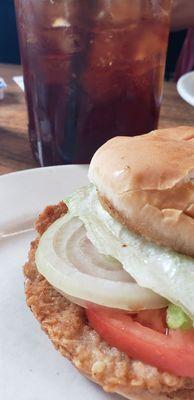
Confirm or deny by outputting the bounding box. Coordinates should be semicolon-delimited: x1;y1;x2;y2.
0;63;194;175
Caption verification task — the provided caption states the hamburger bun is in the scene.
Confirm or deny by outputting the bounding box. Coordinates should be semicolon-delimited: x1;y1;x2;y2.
89;126;194;257
24;202;194;400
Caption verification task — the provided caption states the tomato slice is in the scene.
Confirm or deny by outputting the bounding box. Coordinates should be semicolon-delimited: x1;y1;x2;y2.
134;309;167;334
86;307;194;378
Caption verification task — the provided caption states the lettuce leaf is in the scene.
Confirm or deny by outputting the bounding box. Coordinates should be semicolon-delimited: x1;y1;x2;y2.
66;185;194;323
167;304;193;330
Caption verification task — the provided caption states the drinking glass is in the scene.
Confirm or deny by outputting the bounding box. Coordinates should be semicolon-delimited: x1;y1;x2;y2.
15;0;171;165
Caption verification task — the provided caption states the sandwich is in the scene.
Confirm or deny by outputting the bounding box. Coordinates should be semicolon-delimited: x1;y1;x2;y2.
24;126;194;400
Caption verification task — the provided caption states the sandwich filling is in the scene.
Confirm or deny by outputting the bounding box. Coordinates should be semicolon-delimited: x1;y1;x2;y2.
35;184;194;378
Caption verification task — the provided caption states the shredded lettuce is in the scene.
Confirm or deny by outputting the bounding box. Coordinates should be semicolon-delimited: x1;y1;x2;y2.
167;304;193;330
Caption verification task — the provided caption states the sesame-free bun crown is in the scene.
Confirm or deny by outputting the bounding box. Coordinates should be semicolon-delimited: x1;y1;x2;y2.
89;127;194;257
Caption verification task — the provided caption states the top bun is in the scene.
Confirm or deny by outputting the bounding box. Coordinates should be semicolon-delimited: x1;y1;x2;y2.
89;127;194;257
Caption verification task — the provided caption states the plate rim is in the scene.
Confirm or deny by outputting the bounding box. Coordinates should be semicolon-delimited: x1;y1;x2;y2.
0;164;89;180
177;71;194;107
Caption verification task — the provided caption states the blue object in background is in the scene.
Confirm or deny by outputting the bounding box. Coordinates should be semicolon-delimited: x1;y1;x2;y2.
0;0;20;64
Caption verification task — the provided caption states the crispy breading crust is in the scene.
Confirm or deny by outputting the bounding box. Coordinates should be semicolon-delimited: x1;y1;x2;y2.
24;203;194;399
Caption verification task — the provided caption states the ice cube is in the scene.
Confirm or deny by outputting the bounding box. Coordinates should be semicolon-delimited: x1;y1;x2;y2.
132;22;167;62
80;30;130;102
107;0;141;25
52;18;71;28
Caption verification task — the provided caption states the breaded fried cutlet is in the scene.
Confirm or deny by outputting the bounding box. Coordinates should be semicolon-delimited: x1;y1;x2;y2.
23;203;194;400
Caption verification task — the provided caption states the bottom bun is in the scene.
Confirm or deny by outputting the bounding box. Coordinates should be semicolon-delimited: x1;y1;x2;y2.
24;203;194;400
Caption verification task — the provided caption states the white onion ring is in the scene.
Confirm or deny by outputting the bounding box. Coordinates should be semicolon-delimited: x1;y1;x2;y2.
36;214;167;311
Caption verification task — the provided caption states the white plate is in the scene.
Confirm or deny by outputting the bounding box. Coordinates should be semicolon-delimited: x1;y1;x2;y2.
0;166;121;400
177;71;194;107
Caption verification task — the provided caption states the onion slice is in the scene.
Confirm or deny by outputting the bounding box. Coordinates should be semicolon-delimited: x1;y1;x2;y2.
35;214;167;311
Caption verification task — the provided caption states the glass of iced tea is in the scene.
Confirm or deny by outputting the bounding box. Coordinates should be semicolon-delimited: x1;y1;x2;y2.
15;0;171;165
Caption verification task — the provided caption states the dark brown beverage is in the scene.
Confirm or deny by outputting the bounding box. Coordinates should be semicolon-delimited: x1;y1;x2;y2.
15;0;171;165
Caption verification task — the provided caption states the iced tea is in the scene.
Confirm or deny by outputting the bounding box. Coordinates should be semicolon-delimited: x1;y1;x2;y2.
15;0;171;165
